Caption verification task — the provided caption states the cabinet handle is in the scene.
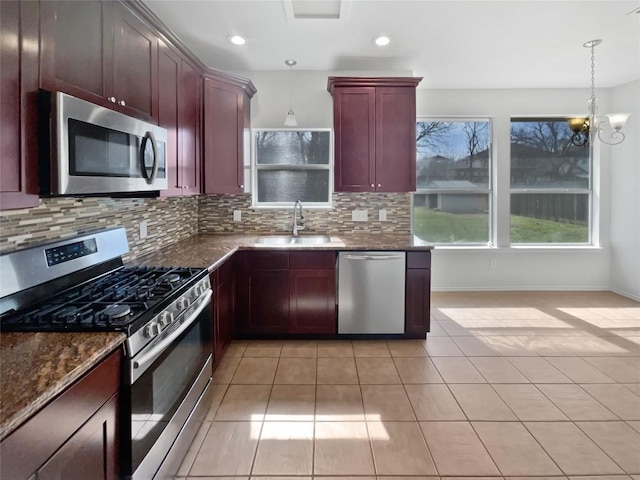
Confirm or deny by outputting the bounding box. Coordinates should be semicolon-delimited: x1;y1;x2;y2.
118;100;126;107
108;96;116;103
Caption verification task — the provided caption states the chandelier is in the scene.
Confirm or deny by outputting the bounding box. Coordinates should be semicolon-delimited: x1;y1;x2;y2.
568;39;630;147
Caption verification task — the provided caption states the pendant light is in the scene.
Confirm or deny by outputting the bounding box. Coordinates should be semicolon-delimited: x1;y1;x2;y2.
568;39;630;147
284;59;298;127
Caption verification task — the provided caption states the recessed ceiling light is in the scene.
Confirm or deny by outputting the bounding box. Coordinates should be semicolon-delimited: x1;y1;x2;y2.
374;36;391;46
228;35;246;45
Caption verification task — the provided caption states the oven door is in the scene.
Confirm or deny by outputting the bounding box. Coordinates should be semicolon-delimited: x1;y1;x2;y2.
123;289;213;479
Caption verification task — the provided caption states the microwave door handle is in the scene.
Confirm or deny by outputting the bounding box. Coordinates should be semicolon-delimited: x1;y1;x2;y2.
140;131;159;184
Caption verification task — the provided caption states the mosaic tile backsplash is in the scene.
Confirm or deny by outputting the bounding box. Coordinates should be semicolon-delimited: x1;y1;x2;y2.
198;193;411;235
0;192;410;258
0;196;198;261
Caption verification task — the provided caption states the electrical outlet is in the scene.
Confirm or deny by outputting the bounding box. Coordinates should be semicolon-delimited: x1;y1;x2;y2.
233;210;242;222
352;209;368;221
139;220;147;239
379;209;387;221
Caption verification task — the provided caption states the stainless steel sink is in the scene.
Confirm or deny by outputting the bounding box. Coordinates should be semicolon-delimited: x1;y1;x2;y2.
255;235;333;246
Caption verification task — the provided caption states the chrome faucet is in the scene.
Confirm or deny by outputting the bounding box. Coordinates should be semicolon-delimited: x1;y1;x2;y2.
292;200;306;236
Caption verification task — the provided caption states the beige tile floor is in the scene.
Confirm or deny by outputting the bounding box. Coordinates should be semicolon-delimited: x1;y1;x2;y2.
177;291;640;480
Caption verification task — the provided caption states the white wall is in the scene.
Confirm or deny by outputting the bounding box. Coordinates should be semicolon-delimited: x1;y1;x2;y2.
237;69;634;292
609;80;640;300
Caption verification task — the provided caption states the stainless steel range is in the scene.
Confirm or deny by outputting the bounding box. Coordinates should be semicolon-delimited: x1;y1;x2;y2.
0;228;213;480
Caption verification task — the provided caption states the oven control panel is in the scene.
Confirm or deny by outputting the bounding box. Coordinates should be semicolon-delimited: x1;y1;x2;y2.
45;238;98;266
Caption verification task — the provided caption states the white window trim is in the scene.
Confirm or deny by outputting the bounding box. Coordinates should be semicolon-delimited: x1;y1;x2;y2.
251;128;333;209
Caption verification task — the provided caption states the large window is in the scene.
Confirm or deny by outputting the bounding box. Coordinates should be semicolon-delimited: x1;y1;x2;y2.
510;118;591;244
412;119;492;244
253;129;332;206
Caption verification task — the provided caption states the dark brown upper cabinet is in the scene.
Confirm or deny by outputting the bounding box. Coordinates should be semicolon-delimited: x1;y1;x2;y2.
158;41;201;197
40;1;158;123
0;0;40;211
328;77;422;193
202;73;256;194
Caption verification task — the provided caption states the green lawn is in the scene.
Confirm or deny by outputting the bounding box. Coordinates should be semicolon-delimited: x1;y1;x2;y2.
413;207;488;243
413;207;588;244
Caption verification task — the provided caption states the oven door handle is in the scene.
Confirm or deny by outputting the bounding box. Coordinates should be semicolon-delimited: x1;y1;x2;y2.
133;289;212;371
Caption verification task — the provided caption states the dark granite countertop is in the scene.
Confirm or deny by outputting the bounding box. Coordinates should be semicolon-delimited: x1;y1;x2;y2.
130;233;433;271
0;332;126;441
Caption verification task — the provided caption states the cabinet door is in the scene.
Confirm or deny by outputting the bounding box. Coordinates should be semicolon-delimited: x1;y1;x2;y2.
333;87;376;192
245;269;290;334
158;41;181;197
39;0;112;107
203;79;244;194
405;268;431;335
1;0;39;210
289;269;336;334
179;60;201;194
36;393;118;480
375;86;417;192
112;3;158;123
214;258;235;360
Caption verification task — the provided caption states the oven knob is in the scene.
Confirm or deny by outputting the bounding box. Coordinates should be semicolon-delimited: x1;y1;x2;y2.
177;297;190;309
159;311;173;328
144;321;161;338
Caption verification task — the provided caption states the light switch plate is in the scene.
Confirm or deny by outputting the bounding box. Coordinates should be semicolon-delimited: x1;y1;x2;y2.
233;210;242;222
379;209;387;221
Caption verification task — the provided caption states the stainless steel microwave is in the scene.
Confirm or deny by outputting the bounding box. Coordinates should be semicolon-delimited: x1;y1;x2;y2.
39;91;168;196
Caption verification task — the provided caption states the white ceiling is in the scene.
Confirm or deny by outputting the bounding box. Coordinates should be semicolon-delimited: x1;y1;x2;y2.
143;0;640;89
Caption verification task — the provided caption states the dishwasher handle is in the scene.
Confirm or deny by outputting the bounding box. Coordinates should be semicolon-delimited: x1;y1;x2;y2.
342;254;404;261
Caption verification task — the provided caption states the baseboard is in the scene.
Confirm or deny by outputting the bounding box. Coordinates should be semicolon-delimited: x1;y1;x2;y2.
610;287;640;302
431;286;611;292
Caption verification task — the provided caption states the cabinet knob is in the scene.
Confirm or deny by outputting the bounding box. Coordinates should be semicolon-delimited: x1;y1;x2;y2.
371;184;374;187
377;184;381;187
118;100;126;107
239;184;243;188
108;96;116;103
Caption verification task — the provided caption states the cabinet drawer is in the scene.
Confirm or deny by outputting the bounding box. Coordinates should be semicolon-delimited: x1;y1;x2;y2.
289;251;336;270
407;251;431;269
244;251;289;269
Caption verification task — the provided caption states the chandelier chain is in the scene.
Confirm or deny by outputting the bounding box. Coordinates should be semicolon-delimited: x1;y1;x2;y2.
590;43;596;99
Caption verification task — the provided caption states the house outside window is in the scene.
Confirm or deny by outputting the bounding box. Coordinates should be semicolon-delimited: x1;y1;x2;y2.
412;119;492;244
252;129;332;207
510;118;591;244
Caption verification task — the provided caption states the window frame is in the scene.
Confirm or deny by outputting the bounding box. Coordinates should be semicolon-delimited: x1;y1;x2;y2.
412;117;494;246
509;116;593;246
251;128;334;208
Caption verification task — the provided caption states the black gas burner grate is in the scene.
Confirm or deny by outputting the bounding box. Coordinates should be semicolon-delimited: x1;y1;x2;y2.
0;266;205;333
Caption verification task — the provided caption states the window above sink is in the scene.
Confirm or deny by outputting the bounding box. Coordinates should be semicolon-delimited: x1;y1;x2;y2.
252;129;333;208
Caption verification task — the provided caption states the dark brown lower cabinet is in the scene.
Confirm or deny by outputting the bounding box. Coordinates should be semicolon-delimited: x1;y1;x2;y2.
405;251;431;336
36;393;118;480
213;256;236;361
0;349;121;480
237;251;337;336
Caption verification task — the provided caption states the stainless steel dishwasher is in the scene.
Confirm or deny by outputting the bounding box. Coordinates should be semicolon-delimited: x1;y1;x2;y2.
338;251;406;334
